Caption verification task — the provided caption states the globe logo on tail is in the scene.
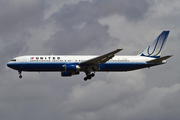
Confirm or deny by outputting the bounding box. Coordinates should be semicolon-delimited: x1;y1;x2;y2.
140;31;169;58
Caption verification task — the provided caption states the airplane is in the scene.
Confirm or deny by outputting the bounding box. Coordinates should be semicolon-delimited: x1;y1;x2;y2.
7;31;172;81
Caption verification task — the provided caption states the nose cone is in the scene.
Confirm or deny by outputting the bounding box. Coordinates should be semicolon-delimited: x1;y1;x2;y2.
7;62;12;68
7;62;19;70
7;62;15;69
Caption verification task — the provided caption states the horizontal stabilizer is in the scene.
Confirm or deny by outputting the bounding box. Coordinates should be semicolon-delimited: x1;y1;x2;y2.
146;55;172;64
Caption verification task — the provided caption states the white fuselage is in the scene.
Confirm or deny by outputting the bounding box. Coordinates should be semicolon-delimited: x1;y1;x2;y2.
7;55;157;72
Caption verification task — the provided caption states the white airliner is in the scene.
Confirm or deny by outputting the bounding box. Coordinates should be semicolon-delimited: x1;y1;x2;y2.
7;31;172;81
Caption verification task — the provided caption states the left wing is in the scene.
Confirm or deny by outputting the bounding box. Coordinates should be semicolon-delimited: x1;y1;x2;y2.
79;49;123;65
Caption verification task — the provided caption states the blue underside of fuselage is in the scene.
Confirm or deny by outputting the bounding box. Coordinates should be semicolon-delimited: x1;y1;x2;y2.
7;62;160;72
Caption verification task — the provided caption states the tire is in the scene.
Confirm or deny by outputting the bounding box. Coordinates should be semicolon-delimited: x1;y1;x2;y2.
84;77;87;81
91;73;95;77
87;75;91;79
19;75;22;79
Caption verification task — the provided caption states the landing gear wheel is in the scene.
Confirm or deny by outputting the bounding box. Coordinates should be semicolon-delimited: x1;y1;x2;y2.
91;73;95;77
19;75;22;79
83;72;96;81
87;75;92;80
84;77;88;81
18;70;22;79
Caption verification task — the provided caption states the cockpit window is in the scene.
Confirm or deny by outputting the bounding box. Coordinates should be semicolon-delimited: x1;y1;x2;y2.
11;59;16;61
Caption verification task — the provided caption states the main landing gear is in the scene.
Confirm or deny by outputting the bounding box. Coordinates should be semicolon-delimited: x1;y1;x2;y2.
18;70;22;79
84;73;95;81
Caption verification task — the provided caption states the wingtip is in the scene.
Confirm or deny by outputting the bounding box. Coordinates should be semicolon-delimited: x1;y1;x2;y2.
167;55;173;58
116;49;123;51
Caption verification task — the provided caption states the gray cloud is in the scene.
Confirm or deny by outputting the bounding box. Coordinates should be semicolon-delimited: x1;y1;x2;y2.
45;21;111;54
0;0;50;70
93;0;151;20
0;0;48;36
51;0;150;27
59;83;180;120
44;0;151;54
1;0;180;120
61;71;146;113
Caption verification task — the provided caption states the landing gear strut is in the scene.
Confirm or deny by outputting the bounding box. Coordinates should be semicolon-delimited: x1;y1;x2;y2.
84;73;95;81
18;70;22;79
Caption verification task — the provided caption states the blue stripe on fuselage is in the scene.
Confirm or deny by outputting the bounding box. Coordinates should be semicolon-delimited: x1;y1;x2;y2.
99;62;153;71
7;62;159;72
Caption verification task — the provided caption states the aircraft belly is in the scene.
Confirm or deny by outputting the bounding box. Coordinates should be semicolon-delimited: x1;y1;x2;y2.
15;63;65;71
99;63;151;71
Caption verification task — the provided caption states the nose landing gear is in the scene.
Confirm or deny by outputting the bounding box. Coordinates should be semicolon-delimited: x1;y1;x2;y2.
18;70;22;79
19;75;22;78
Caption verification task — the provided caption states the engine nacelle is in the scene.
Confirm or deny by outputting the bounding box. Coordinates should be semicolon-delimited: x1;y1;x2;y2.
63;64;80;72
61;71;79;77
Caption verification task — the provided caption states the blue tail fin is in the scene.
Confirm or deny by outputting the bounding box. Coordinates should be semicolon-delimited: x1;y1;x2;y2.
140;31;170;58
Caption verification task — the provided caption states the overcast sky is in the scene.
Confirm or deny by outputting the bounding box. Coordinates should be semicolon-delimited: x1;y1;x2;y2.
1;0;180;120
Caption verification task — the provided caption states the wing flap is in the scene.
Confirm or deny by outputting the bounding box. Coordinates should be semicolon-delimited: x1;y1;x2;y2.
146;55;172;64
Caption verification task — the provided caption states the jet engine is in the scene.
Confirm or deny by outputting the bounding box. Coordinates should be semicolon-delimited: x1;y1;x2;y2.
63;64;80;72
61;71;79;76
